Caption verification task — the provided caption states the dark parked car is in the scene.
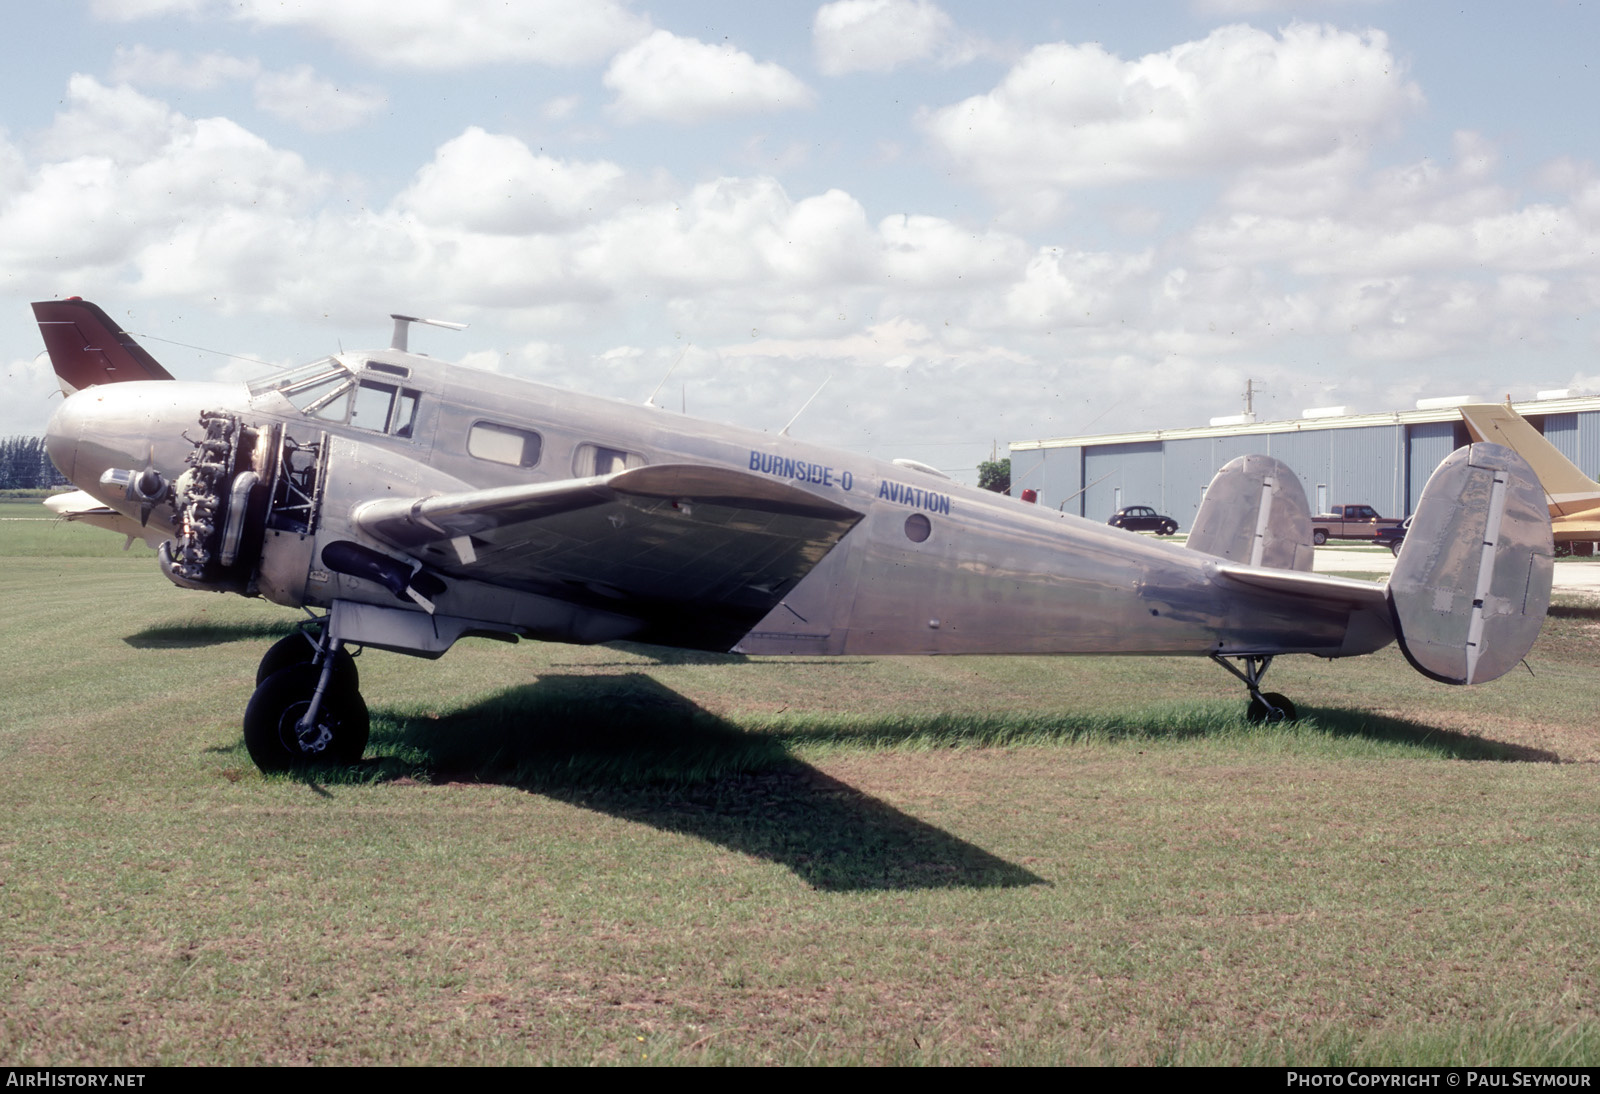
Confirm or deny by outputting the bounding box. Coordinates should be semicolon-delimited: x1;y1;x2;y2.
1373;516;1411;557
1108;505;1178;536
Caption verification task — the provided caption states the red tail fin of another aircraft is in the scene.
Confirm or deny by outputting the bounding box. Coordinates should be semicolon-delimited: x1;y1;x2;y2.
31;298;173;393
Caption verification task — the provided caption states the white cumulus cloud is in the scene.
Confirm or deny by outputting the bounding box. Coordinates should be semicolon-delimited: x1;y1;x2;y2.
604;30;814;123
109;46;261;89
813;0;962;75
0;77;325;290
922;24;1422;202
397;127;629;233
89;0;207;17
227;0;651;69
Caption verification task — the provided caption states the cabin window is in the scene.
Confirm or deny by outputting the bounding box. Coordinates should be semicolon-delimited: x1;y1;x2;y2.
573;443;645;477
904;513;932;543
469;422;542;468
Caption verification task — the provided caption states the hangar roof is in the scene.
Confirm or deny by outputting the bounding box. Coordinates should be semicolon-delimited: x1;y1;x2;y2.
1012;395;1600;452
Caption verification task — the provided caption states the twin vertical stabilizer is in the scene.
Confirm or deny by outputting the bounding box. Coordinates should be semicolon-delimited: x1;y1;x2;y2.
1187;454;1316;572
1389;443;1554;685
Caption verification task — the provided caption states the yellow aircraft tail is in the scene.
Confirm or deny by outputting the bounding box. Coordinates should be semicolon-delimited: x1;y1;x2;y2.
1458;404;1600;531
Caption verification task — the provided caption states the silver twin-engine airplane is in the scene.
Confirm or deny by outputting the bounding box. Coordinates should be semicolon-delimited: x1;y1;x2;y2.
35;298;1556;773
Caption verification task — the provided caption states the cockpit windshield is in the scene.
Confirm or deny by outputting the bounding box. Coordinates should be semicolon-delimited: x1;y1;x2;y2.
248;357;421;437
247;357;352;399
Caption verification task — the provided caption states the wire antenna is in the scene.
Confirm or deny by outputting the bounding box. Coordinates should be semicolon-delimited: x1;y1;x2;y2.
645;344;691;408
781;375;832;436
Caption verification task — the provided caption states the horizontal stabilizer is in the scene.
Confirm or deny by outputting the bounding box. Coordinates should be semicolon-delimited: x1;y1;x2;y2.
1214;564;1388;611
1187;454;1314;571
31;299;174;394
1389;443;1553;685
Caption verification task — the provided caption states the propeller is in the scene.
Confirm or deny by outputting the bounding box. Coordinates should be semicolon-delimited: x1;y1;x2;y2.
99;445;170;526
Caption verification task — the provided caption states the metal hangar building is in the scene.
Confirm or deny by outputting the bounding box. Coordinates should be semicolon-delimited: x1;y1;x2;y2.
1009;394;1600;533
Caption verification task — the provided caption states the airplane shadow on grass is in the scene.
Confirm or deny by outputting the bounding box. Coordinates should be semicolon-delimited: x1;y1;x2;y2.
125;618;299;649
1291;707;1559;762
342;672;1556;891
365;673;1047;894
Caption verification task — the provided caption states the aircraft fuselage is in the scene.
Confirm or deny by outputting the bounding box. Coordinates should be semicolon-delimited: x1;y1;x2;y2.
45;347;1389;664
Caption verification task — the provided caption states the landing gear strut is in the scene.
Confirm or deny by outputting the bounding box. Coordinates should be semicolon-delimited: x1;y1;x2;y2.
1211;653;1298;723
244;619;368;771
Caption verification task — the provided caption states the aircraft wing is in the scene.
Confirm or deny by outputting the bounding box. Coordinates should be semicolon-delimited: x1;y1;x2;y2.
352;464;864;649
44;489;170;550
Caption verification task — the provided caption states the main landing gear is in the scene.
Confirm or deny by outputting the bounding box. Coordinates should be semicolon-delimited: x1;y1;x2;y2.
244;623;368;771
1211;653;1298;723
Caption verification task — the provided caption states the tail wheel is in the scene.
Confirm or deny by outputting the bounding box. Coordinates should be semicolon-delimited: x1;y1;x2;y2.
244;664;369;771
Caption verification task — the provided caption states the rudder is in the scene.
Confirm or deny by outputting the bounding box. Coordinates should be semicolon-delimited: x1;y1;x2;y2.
1186;454;1314;571
1389;443;1553;684
31;298;173;393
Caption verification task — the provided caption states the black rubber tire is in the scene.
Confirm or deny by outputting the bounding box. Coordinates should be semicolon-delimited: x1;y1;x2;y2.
1390;540;1403;557
1312;530;1328;546
256;633;359;691
1160;521;1177;536
1246;692;1298;724
244;663;369;771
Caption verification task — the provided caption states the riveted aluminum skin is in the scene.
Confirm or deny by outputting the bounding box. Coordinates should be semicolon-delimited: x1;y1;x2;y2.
1389;443;1555;684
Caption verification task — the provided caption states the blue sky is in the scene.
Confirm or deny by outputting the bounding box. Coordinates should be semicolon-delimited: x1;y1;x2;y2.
5;1;1600;481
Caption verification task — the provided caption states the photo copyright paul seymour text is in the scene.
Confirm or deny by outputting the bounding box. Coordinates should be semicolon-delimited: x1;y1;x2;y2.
1288;1074;1592;1088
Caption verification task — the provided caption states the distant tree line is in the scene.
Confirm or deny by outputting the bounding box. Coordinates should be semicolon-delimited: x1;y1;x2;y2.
0;437;67;490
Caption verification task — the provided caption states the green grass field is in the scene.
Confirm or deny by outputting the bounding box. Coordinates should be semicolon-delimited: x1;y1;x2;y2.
2;496;1598;1065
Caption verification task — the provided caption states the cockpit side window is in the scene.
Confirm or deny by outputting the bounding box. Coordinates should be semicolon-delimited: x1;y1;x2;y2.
352;381;397;433
393;391;419;438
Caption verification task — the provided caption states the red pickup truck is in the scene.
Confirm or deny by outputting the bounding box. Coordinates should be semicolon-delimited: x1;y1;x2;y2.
1311;504;1404;546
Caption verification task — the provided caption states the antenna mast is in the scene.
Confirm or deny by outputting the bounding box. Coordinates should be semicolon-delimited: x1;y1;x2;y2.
390;314;467;352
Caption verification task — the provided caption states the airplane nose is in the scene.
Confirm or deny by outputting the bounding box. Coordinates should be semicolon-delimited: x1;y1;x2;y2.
45;388;91;483
41;379;253;529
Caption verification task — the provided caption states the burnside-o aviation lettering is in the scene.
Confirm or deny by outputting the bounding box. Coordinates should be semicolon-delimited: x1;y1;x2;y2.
877;479;951;515
748;450;854;491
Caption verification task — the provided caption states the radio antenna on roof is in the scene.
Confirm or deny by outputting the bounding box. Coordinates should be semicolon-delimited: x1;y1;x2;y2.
781;375;832;436
645;344;690;408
